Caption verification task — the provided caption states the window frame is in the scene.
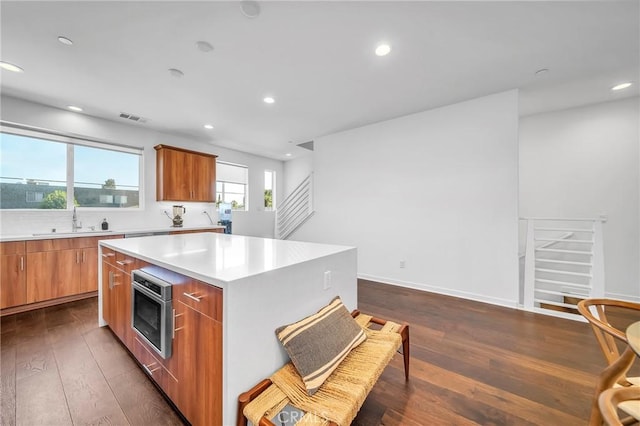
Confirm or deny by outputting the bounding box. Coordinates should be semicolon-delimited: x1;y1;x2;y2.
215;161;248;212
0;121;144;211
264;169;276;211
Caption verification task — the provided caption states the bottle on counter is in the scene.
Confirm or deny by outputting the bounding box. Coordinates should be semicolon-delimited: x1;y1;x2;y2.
101;218;109;230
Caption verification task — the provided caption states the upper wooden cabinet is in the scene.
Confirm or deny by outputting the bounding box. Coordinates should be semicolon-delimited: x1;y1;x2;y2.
155;145;217;202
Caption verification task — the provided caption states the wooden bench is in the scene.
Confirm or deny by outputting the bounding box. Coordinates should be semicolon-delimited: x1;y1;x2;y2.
237;310;410;426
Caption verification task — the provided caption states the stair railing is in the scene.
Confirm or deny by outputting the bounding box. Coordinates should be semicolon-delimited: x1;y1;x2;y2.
275;174;314;240
521;217;606;321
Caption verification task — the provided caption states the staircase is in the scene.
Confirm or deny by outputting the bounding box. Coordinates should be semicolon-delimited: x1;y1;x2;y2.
521;217;605;321
275;174;314;240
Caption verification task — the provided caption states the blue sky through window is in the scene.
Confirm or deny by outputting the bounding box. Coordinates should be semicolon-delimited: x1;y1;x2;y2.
0;133;139;189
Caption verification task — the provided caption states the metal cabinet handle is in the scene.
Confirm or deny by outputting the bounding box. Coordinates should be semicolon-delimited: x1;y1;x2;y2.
183;292;202;302
116;259;133;266
108;270;114;290
101;253;115;258
82;251;86;263
20;256;24;271
172;309;184;338
76;252;80;264
142;363;160;376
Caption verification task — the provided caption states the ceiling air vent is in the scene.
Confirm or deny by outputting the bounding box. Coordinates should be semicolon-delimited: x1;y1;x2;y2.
297;140;314;151
119;112;148;123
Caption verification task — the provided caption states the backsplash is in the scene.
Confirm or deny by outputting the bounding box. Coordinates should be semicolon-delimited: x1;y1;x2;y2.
0;202;219;236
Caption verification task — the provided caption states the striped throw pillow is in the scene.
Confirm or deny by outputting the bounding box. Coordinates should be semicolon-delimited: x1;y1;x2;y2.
275;297;367;395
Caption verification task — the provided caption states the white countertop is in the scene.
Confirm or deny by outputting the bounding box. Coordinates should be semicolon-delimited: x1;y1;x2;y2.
0;225;226;242
100;233;355;285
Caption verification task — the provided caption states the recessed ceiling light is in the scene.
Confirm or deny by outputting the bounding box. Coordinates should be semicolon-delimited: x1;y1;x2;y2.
168;68;184;78
263;96;275;104
240;0;261;18
611;82;632;91
67;105;83;112
285;153;292;157
203;124;214;130
196;41;214;53
57;36;73;45
375;44;391;56
0;61;24;73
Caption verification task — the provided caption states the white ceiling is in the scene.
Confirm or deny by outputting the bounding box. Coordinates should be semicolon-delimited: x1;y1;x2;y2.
1;1;638;160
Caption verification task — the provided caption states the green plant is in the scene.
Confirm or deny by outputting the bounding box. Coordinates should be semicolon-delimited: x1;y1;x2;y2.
264;189;273;208
40;190;78;209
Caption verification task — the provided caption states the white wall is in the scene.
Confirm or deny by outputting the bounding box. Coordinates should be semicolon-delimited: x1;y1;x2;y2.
283;151;313;197
0;96;282;237
519;97;640;299
290;91;520;307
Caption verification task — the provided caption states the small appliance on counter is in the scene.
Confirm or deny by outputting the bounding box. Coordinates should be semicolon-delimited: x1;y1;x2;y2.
217;202;232;234
172;205;185;227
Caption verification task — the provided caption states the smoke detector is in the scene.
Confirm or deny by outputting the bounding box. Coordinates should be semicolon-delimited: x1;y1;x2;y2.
240;1;260;18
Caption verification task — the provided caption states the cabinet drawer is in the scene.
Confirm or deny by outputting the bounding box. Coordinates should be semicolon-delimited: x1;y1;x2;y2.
115;251;138;272
176;280;222;321
133;337;178;399
26;238;75;253
0;241;25;255
100;246;117;264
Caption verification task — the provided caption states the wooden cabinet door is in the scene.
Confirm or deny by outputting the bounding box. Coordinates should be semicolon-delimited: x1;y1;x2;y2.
174;300;222;426
0;254;26;309
101;261;114;326
80;247;98;293
55;249;82;298
158;147;191;201
115;266;133;349
109;265;128;343
155;145;217;202
26;249;81;302
191;152;216;202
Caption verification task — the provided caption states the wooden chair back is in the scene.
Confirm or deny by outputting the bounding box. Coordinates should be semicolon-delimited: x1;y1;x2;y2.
598;386;640;426
577;299;640;366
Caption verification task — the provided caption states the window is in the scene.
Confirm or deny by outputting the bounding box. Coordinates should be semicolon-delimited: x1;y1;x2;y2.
216;162;248;211
264;170;276;210
26;191;44;203
0;125;142;210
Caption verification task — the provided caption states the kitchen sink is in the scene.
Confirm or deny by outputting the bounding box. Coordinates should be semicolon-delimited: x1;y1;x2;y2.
32;230;114;236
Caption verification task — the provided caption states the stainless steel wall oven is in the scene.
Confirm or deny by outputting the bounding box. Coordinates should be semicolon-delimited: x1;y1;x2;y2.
131;269;173;359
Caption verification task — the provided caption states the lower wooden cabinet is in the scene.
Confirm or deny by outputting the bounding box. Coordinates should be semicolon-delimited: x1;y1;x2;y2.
173;299;223;426
133;337;179;400
169;228;224;235
26;249;79;302
1;236;105;313
0;242;27;309
102;259;134;349
103;250;223;426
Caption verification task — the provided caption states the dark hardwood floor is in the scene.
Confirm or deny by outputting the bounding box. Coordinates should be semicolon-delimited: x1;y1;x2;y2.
0;297;183;426
1;280;638;425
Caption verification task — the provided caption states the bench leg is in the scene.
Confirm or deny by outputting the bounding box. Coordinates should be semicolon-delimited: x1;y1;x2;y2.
399;324;410;381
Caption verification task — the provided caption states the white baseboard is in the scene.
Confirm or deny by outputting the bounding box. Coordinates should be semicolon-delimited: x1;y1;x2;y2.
357;273;519;310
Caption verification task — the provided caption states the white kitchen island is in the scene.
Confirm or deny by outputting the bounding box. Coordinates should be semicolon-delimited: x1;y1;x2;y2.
98;232;357;426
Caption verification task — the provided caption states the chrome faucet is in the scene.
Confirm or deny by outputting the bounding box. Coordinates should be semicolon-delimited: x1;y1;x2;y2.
203;210;214;225
72;207;82;232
